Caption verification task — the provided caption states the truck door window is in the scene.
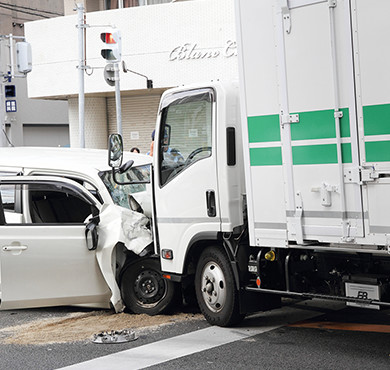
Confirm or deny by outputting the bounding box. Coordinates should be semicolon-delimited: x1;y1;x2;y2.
159;89;213;186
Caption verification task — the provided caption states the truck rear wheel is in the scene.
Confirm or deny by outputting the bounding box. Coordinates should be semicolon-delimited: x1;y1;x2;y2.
121;258;177;315
195;247;244;326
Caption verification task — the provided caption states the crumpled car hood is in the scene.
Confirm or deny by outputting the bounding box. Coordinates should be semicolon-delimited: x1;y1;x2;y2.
95;204;153;312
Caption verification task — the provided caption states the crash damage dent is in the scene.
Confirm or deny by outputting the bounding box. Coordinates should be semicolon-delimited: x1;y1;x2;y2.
95;203;153;313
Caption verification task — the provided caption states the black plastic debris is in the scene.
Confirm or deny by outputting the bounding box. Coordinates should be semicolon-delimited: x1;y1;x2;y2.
92;329;138;344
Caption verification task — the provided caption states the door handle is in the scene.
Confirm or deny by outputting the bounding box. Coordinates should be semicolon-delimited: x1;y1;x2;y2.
206;190;216;217
3;245;28;252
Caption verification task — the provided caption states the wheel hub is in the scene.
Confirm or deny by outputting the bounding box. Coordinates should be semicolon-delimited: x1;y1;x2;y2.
200;261;226;313
134;270;165;304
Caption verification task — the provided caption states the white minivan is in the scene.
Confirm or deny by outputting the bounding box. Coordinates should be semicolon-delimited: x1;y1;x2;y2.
0;146;178;314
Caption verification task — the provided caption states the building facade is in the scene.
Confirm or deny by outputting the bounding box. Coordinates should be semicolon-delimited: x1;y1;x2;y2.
0;0;69;147
25;0;237;152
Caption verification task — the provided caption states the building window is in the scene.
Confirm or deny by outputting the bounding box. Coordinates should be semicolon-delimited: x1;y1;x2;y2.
105;0;172;9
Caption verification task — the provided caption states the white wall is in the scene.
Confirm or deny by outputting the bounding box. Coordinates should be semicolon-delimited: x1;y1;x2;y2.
25;0;237;99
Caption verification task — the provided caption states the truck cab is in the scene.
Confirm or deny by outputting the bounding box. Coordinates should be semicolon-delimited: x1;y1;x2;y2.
152;82;245;275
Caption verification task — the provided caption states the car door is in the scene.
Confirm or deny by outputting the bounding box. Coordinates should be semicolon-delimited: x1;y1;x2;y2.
0;176;111;310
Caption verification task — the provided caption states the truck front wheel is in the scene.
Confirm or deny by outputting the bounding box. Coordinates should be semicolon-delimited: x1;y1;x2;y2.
121;258;178;315
195;247;244;326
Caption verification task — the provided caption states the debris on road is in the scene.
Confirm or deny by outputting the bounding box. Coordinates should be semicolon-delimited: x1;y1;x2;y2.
0;310;203;345
92;329;138;344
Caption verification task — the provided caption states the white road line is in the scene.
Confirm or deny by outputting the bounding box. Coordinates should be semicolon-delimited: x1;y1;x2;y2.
59;301;344;370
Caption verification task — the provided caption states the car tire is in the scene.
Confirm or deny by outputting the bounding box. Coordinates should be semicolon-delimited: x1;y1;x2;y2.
120;258;178;315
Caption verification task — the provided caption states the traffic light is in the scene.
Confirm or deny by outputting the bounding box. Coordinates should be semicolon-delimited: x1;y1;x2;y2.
16;42;32;74
100;29;121;62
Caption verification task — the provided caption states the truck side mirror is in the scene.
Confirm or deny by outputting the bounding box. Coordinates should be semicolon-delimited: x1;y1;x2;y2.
108;134;123;168
119;160;134;173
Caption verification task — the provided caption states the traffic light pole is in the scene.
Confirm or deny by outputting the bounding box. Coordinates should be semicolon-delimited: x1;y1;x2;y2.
0;34;31;147
114;62;122;135
0;82;6;147
76;3;85;148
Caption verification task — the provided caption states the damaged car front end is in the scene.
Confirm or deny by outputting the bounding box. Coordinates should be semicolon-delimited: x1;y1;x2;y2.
0;146;178;315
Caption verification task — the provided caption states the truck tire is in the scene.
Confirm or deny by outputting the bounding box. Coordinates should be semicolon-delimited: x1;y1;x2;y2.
121;258;177;315
195;246;244;326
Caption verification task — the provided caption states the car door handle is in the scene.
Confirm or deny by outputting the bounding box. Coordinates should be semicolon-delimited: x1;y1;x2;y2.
3;245;28;252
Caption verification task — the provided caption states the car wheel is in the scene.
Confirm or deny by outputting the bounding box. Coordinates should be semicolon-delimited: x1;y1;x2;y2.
121;258;178;315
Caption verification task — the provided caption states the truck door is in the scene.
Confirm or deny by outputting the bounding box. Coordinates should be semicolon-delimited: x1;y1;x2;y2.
274;0;364;242
153;88;220;274
351;0;390;242
0;177;110;310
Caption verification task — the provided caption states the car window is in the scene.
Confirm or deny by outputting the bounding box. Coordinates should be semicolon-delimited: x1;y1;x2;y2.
99;164;150;209
0;171;19;212
0;184;16;211
30;173;104;206
27;183;93;224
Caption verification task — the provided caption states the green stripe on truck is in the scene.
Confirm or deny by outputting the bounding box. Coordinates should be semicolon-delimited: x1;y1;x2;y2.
247;108;350;143
363;103;390;136
249;144;352;166
365;141;390;162
250;147;282;166
291;108;350;141
248;114;280;143
292;143;352;165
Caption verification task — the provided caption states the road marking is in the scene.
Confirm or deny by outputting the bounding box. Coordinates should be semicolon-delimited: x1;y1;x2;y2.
289;321;390;333
59;301;344;370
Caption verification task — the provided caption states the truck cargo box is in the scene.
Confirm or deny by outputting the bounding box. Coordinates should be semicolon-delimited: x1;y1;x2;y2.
236;0;390;252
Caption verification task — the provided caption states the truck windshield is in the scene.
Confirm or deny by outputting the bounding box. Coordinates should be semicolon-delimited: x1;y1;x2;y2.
99;164;150;209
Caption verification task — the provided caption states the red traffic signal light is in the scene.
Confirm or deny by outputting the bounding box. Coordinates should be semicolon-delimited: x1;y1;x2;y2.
101;33;116;44
100;29;121;62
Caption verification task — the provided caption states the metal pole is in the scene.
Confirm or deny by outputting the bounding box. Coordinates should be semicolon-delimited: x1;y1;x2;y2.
114;62;122;135
9;34;14;78
77;3;85;148
118;0;124;8
0;80;6;147
0;37;7;147
329;3;349;240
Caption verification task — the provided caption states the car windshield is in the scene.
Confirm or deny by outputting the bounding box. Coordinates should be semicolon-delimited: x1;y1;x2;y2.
99;164;151;209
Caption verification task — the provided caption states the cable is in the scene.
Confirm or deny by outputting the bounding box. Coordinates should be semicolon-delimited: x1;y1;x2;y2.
2;128;14;147
0;4;50;19
85;66;94;76
0;2;62;16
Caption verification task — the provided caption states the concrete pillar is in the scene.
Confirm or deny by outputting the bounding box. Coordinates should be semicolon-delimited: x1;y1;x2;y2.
68;97;108;149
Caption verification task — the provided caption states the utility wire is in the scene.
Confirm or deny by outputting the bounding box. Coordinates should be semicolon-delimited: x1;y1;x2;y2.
0;2;62;17
0;4;49;19
2;128;14;147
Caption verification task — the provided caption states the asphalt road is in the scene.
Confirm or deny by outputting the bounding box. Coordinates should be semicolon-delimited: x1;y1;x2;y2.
0;299;389;370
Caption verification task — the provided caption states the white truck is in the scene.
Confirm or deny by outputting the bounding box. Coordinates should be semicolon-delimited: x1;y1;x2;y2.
113;0;390;326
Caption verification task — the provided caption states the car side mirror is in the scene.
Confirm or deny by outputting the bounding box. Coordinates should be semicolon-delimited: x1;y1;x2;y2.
85;210;99;251
108;134;123;168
